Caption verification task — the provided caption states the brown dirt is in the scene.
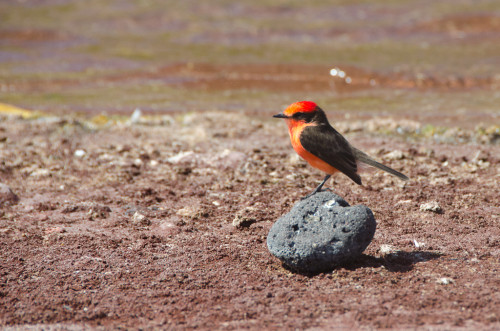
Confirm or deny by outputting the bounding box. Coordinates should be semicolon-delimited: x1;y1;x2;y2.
138;63;499;92
418;14;500;35
6;62;499;97
1;112;499;329
0;29;66;43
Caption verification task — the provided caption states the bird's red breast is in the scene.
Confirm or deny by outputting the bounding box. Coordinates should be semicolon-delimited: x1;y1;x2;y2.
285;119;339;175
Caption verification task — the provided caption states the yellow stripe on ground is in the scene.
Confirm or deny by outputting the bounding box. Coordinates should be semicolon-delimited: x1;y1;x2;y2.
0;103;41;119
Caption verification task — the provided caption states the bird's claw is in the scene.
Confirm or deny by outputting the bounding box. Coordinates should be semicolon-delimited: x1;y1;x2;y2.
301;188;328;200
300;194;313;201
301;175;333;200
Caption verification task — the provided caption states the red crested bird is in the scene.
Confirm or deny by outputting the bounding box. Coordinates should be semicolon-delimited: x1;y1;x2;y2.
273;101;409;197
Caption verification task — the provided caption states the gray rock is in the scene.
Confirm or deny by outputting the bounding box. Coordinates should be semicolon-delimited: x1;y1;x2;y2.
267;191;376;273
0;183;19;207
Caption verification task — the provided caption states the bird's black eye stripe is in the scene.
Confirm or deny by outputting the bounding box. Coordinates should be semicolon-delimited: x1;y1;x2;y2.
293;112;314;122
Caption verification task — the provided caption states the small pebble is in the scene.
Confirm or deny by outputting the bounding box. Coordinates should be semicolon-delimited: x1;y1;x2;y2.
233;207;257;229
130;108;142;124
168;151;195;164
132;211;151;226
379;244;399;257
74;149;86;157
30;168;50;177
437;277;453;285
413;239;425;248
385;150;405;160
176;206;197;217
420;201;442;213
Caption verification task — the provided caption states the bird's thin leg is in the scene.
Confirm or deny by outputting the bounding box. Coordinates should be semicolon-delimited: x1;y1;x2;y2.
302;174;331;200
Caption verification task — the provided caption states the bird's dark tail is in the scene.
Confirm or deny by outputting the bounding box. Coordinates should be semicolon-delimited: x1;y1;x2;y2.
353;148;409;181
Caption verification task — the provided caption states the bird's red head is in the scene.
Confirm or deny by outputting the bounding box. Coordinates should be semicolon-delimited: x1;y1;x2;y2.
273;100;329;140
283;101;318;117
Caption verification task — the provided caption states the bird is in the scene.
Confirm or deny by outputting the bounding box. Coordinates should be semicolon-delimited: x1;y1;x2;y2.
273;101;409;198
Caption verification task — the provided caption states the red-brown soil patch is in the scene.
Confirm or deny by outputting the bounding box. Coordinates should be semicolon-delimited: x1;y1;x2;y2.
1;113;499;329
418;14;500;34
5;62;498;99
0;29;65;43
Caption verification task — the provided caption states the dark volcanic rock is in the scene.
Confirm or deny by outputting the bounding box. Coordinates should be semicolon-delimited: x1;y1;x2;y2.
267;191;376;273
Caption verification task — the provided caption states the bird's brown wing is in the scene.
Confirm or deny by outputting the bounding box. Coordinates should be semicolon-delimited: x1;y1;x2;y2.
300;124;362;185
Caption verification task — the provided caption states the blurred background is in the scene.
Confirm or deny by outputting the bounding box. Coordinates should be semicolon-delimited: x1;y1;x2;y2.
1;0;499;128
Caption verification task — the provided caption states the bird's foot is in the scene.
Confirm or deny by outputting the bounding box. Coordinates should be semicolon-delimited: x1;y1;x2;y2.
300;188;325;200
300;187;334;200
300;193;315;201
301;175;332;200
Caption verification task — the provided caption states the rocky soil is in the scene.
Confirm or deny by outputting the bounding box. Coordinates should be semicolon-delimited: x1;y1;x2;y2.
1;111;499;329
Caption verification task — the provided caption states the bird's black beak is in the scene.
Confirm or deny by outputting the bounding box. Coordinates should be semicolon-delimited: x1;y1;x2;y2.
273;113;289;119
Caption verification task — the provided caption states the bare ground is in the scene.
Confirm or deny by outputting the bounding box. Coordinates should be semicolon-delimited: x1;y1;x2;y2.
0;110;499;330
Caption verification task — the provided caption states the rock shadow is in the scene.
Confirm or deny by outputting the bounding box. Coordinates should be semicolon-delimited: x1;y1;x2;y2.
282;250;442;276
345;251;443;273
